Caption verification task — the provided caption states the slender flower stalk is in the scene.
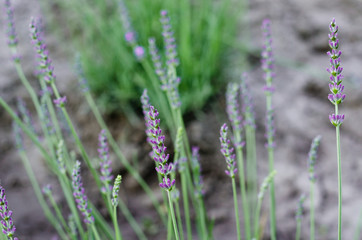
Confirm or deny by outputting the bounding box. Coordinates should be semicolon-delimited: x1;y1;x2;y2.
262;18;277;240
0;185;18;240
295;194;306;240
98;130;114;194
226;83;251;239
220;123;241;240
326;18;344;240
146;105;179;240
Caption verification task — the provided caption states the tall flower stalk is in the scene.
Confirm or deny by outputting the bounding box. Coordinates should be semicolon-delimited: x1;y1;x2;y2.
326;18;345;240
220;124;241;240
308;136;321;240
261;18;277;240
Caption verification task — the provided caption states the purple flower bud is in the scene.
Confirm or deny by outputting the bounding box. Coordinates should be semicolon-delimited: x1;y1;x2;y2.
98;130;114;194
329;114;344;127
118;0;135;44
72;161;94;224
42;184;52;195
53;96;67;107
125;31;135;44
159;177;176;190
134;46;145;60
220;123;238;178
308;135;321;182
0;184;18;239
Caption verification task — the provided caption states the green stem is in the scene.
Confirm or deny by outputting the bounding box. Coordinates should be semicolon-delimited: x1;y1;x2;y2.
310;182;315;240
254;197;262;240
295;217;301;240
181;172;192;240
46;190;72;235
175;199;185;240
246;125;257;233
197;197;208;239
336;104;342;240
112;206;122;240
353;208;362;240
167;190;180;240
232;178;242;240
235;132;251;240
91;223;101;240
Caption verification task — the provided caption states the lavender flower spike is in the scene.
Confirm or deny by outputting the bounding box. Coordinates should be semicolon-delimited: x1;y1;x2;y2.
111;175;122;207
327;18;345;126
240;73;256;129
148;38;167;88
29;17;56;84
160;10;179;67
261;19;275;91
220;123;238;178
147;105;175;191
0;184;18;240
4;0;17;47
72;161;94;224
98;130;114;193
226;83;243;147
308;135;322;182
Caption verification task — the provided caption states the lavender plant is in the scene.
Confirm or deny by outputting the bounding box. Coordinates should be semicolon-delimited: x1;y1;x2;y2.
295;194;306;240
326;18;345;240
261;18;277;240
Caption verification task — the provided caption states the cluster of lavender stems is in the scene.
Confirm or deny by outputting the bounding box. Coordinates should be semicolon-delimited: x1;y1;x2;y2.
98;130;114;194
261;18;277;240
0;185;18;240
326;18;344;240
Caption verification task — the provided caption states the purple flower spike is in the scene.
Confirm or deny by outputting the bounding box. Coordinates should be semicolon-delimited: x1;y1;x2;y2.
0;184;18;239
98;130;114;193
160;10;179;67
53;96;67;107
111;175;122;207
118;0;135;44
29;17;56;84
265;108;276;149
220;124;238;178
240;73;256;129
75;55;90;93
12;121;24;151
308;135;322;182
72;161;94;224
226;83;243;133
261;19;274;89
329;114;344;127
4;0;18;47
327;18;345;127
148;38;167;88
191;147;205;197
146;105;175;191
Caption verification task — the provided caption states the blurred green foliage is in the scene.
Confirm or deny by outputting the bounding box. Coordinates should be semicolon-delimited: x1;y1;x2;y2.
45;0;244;116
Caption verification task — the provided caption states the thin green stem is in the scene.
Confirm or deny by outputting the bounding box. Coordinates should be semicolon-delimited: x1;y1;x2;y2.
310;182;315;240
197;197;208;239
235;131;251;240
335;104;342;240
353;208;362;240
246;125;257;233
175;199;185;240
112;206;122;240
295;217;301;240
181;172;192;240
167;190;180;240
91;223;101;240
254;197;262;240
232;178;242;240
46;190;71;235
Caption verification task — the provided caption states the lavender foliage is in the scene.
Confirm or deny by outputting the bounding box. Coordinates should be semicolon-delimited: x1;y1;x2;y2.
0;185;18;240
98;130;114;194
219;123;237;178
72;161;94;224
327;18;345;127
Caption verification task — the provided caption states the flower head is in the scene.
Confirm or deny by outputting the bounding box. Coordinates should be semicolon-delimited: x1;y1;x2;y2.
295;194;306;220
0;184;18;239
219;123;237;178
261;19;275;88
53;96;67;107
72;161;94;224
98;130;114;194
160;10;179;67
148;38;167;88
75;55;90;93
240;73;256;129
111;175;122;207
308;135;322;182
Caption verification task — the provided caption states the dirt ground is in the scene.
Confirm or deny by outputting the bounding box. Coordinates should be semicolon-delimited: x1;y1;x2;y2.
1;0;362;239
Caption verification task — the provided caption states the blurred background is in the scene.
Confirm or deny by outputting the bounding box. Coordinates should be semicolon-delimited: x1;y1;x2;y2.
1;0;362;239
